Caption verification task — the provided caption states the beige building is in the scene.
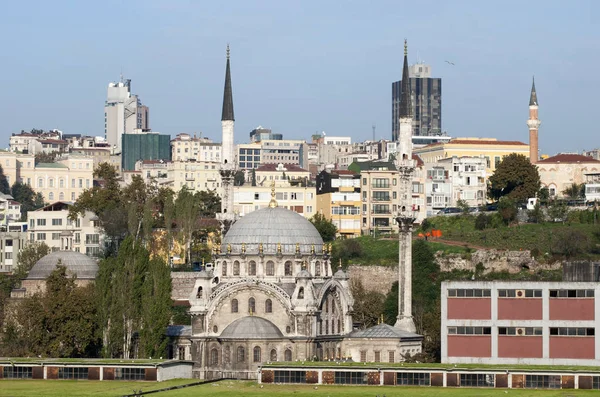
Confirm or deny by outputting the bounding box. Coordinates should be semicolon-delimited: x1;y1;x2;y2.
414;138;529;175
315;170;361;238
537;153;600;198
0;231;26;273
234;185;316;219
438;156;487;208
27;201;104;257
0;152;94;203
171;133;221;163
170;160;221;192
260;139;308;169
254;163;310;187
69;147;121;172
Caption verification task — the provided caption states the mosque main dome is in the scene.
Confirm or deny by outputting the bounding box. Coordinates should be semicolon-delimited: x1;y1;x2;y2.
222;206;324;255
27;250;99;280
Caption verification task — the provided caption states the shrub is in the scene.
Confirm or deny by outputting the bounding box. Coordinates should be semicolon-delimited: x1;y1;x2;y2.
475;213;489;230
342;238;363;258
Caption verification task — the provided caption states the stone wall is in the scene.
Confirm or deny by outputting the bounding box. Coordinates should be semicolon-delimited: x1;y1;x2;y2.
348;265;397;294
171;272;197;301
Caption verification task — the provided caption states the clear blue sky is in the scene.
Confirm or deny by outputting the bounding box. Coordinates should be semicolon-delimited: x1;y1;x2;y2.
0;0;598;155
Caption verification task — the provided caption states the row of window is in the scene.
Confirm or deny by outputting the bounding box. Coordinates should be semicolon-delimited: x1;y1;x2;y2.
37;178;90;189
222;260;324;277
58;367;88;380
228;298;272;314
210;346;293;366
449;327;595;337
449;289;595;298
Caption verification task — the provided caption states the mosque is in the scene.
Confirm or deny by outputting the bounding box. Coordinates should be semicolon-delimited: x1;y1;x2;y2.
167;45;423;379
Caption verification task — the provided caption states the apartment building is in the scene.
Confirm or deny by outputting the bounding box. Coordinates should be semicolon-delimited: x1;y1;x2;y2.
27;201;104;257
442;281;600;366
254;163;311;187
316;170;361;238
0;231;27;273
171;133;221;163
170;160;221;193
237;143;262;170
69;146;121;171
261;139;308;169
0;193;22;226
438;156;487;208
234;185;316;219
424;163;452;215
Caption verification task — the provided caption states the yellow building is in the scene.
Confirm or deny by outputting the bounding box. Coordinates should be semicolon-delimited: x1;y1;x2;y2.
414;138;529;174
234;185;316;219
316;169;361;238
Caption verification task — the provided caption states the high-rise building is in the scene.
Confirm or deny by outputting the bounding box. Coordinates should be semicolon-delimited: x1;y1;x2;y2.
249;126;282;143
104;77;150;154
392;62;442;140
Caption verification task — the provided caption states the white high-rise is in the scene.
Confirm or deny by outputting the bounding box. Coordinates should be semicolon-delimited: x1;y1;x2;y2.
104;78;149;154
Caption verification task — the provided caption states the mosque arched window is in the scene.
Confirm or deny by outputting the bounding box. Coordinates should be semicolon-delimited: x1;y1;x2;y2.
270;349;277;362
233;261;240;276
248;297;256;314
331;319;335;334
222;261;227;276
253;346;261;362
237;346;245;363
210;348;218;365
284;261;293;276
196;287;203;299
231;299;238;313
224;346;231;364
284;348;292;361
265;299;272;313
298;287;304;300
248;261;256;276
266;260;275;276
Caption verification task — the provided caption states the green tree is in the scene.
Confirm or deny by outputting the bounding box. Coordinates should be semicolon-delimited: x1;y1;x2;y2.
538;186;550;203
0;165;10;194
13;242;51;282
309;213;337;242
498;196;518;225
563;183;585;200
234;170;245;186
350;279;385;329
197;189;221;218
527;202;545;224
547;200;568;223
456;199;470;215
175;188;201;265
488;153;541;203
11;182;45;219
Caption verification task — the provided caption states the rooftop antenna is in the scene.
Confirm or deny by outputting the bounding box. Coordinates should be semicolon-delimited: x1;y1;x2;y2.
372;124;376;141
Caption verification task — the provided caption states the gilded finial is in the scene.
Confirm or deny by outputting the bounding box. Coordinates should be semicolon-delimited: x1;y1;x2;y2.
338;258;342;269
268;180;278;208
227;243;231;253
226;43;230;59
241;243;246;254
217;242;221;253
302;260;307;270
277;242;282;254
328;243;332;254
259;243;264;254
202;258;205;267
295;242;300;254
311;244;315;254
404;39;407;56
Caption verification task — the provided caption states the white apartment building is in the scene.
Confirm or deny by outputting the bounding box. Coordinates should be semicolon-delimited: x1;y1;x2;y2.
424;163;453;215
439;156;487;208
27;202;104;257
254;163;311;187
171;133;221;162
0;193;22;226
9;130;62;154
133;159;171;186
234;185;317;219
0;231;27;273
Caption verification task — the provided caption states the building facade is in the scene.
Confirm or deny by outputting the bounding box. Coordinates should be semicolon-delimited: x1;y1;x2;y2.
233;185;316;219
0;231;26;273
438;156;487;208
121;130;171;171
171;134;221;163
316;170;361;238
442;281;600;365
537;154;600;198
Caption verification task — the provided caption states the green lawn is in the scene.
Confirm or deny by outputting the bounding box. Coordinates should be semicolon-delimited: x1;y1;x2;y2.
0;378;197;397
1;379;598;397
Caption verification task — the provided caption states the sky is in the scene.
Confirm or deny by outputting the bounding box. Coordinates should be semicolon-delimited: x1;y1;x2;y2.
0;0;598;156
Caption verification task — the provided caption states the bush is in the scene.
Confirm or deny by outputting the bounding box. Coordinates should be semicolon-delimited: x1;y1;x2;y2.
475;213;489;230
342;239;363;258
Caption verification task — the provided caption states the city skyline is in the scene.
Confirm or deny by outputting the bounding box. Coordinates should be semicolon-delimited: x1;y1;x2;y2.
0;0;598;155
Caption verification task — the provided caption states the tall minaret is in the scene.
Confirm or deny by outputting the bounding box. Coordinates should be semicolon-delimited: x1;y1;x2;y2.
394;39;417;333
527;77;541;164
219;44;236;228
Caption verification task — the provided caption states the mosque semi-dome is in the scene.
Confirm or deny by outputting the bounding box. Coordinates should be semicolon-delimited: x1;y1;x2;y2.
27;250;99;280
220;316;284;339
222;206;324;255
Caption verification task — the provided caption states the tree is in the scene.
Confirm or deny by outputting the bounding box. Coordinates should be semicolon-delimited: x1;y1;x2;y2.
563;183;585;200
234;170;245;186
11;182;45;219
488;153;541;203
547;200;568;223
175;188;201;265
309;213;337;242
456;199;470;216
34;152;58;165
527;202;545;224
552;229;591;259
497;197;518;225
13;242;50;282
0;165;10;194
350;279;385;329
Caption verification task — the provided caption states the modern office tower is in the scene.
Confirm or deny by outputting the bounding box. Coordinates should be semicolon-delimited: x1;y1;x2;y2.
392;62;441;140
249;126;282;142
104;77;150;154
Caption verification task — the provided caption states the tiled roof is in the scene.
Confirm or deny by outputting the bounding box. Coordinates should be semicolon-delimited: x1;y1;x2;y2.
38;139;67;144
537;153;600;164
330;169;357;176
412;154;424;167
256;163;308;172
36;162;68;168
347;323;422;339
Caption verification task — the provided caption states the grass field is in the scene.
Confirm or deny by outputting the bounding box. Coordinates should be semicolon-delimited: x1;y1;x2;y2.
2;380;598;397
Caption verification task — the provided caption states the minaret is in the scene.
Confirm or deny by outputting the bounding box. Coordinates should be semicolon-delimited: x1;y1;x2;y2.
218;44;236;229
527;77;540;164
394;40;417;333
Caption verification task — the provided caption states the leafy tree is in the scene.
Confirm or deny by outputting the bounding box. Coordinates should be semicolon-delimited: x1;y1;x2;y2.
197;189;221;218
350;279;385;329
175;188;201;265
456;199;470;215
0;165;10;194
309;213;337;242
497;197;518;225
538;186;550;203
527;202;545;224
563;183;585;200
412;240;439;309
13;242;51;282
474;213;491;230
234;170;245;186
547;200;568;223
552;229;591;259
11;182;45;219
382;281;398;325
488;153;541;203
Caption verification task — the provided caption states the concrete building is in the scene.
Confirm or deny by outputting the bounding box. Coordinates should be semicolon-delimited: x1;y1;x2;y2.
104;77;149;154
249;126;282;143
0;231;27;273
414;138;530;175
121;129;171;171
27;201;104;257
237;143;261;170
9;130;62;154
392;62;442;140
585;173;600;203
537;154;600;198
438;156;487;208
316;169;361;238
261;139;308;169
171;134;221;163
0;193;22;226
69;146;121;172
424;163;452;214
442;280;600;366
234;185;316;219
254;163;310;187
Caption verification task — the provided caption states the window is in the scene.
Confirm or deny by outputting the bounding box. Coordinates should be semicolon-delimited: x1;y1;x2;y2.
499;327;542;336
233;261;240;275
237;346;245;363
37;233;46;241
52;218;62;226
49;192;54;201
525;375;561;389
253;346;261;362
248;261;257;276
196;287;203;298
265;299;273;313
37;219;46;226
2;366;33;379
498;289;542;298
447;326;492;335
211;348;219;365
270;349;277;362
362;178;366;185
231;299;238;313
284;348;292;361
447;289;491;297
59;192;64;200
274;370;306;383
372;178;389;188
360;350;367;362
298;287;304;299
59;178;64;188
334;372;367;385
222;261;227;276
71;192;75;200
549;327;594;336
494;156;501;169
38;178;43;188
52;233;61;241
374;351;380;362
285;261;293;276
71;179;75;188
397;372;430;386
266;260;275;276
248;297;256;314
460;374;495;387
114;367;145;380
86;234;100;244
549;289;594;298
58;367;88;380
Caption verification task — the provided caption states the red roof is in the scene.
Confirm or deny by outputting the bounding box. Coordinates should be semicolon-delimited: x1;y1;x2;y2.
256;163;308;172
537;154;600;164
412;154;424;167
422;139;527;149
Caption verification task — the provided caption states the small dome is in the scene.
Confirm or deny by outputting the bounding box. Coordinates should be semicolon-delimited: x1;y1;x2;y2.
27;250;99;280
334;268;348;280
220;316;283;339
296;269;312;279
223;207;323;255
